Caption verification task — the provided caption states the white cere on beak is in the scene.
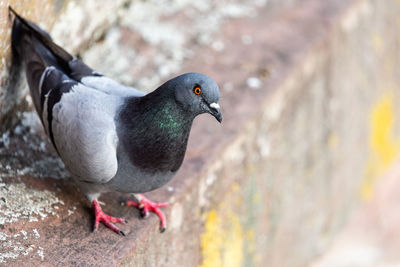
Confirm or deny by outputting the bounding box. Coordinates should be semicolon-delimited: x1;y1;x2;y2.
210;103;220;110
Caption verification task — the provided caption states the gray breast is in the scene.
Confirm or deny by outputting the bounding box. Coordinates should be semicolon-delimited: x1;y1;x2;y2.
106;146;176;193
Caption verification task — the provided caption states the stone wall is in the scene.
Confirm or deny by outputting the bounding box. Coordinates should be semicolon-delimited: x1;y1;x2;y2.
1;0;400;266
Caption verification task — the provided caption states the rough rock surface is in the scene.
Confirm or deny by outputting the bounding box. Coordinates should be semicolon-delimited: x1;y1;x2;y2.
1;0;400;266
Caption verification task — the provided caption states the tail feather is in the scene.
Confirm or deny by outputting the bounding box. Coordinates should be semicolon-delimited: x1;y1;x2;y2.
9;6;99;83
9;6;76;115
9;6;103;119
9;6;73;65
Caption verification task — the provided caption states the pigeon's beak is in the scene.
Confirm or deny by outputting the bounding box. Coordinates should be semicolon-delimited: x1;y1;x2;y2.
209;103;222;123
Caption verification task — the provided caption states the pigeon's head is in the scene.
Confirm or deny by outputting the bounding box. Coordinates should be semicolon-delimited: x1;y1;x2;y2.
168;72;222;122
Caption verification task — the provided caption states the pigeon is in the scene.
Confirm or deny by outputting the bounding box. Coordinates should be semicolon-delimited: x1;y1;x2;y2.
9;7;221;235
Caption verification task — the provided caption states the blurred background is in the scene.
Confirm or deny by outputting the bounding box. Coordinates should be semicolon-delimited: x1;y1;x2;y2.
1;0;400;266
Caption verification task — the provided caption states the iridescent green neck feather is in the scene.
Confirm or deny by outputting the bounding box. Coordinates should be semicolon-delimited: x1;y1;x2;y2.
118;95;194;172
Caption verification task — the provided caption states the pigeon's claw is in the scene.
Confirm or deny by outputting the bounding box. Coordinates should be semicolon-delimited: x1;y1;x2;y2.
125;194;169;233
92;200;127;236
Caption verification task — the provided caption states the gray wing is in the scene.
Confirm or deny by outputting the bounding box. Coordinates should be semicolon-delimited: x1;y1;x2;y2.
79;75;145;98
41;69;122;183
67;58;145;97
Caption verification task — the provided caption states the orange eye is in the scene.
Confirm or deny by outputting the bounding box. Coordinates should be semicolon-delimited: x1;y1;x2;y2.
194;86;202;95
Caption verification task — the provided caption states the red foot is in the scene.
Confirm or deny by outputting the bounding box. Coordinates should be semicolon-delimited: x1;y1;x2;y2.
125;194;169;233
92;200;127;236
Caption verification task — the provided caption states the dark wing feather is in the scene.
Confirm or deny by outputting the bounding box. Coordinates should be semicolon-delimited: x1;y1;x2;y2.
9;6;72;66
9;7;101;116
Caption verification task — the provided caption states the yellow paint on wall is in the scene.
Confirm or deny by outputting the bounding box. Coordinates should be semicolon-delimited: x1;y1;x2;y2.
328;133;339;151
222;214;243;267
372;34;383;52
361;93;400;199
370;94;399;164
200;209;244;267
252;192;261;204
245;229;255;255
232;182;240;193
200;210;223;267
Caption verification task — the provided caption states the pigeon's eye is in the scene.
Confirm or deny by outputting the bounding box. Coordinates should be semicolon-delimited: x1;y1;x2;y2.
194;86;202;95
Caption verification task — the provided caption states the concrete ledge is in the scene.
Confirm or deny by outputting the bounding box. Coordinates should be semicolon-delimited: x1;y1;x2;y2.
1;0;400;266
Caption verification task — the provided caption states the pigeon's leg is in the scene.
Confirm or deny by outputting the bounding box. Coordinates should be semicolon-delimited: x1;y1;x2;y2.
124;194;169;233
92;199;127;236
